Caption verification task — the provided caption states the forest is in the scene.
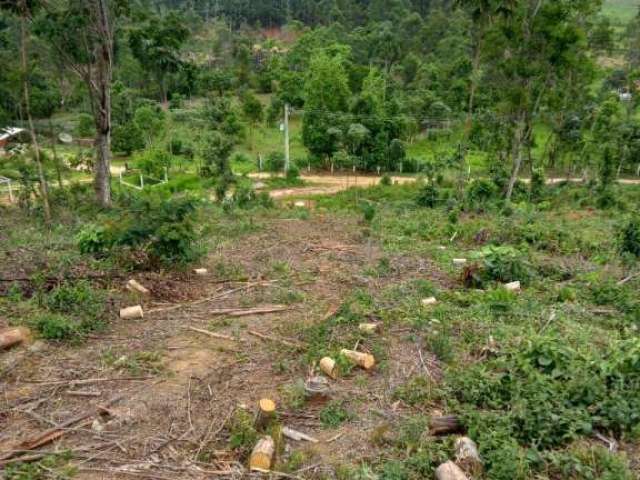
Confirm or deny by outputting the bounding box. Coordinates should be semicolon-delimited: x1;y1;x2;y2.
1;0;640;479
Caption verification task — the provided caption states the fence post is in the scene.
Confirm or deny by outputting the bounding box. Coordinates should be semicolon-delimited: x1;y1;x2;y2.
7;180;13;203
140;174;144;190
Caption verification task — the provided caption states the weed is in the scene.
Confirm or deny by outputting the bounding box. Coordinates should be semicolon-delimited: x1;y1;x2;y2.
280;380;307;410
393;376;433;406
31;313;79;341
4;452;75;480
228;408;258;454
619;215;640;258
319;401;353;428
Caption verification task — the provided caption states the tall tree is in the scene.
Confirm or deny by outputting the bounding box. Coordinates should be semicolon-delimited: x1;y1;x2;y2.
36;0;119;208
128;10;190;105
1;0;51;222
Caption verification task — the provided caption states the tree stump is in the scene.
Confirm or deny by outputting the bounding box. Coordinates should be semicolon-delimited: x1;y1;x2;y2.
319;357;338;379
435;461;469;480
255;398;276;431
429;415;464;435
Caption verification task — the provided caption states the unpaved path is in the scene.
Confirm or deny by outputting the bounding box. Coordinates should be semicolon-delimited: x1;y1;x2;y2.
254;173;640;199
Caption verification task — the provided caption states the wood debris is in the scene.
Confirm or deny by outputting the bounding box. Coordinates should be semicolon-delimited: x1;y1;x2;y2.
119;305;144;320
282;426;318;443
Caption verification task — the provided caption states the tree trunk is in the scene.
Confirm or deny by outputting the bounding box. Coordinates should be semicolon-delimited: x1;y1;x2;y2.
91;0;113;208
506;112;526;200
20;10;51;224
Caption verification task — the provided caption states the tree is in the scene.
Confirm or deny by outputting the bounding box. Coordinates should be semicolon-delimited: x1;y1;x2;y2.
36;0;120;208
302;51;351;164
241;90;263;151
1;0;51;222
128;11;190;105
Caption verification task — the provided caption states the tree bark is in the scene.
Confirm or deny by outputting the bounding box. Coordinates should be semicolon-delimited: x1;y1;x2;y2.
91;0;114;208
506;111;526;200
19;8;51;223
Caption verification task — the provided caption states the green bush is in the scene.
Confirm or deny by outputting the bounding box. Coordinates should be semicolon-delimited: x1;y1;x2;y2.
76;113;95;138
32;313;79;341
78;193;204;269
619;215;640;257
265;151;285;172
466;246;530;287
112;122;145;155
416;183;438;208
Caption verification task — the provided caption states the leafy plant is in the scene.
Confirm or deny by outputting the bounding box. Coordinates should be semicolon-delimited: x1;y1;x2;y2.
465;246;530;287
319;401;352;428
619;215;640;257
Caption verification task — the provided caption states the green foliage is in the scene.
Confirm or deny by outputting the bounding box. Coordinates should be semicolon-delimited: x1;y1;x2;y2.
319;401;352;428
619;215;640;257
467;246;530;287
380;174;392;186
4;452;75;480
112;122;145;155
416;183;439;208
133;147;172;178
77;193;203;269
32;313;78;341
76;113;95;138
228;408;258;453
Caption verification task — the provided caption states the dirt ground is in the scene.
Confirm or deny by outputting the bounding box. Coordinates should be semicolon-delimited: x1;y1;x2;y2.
0;212;450;479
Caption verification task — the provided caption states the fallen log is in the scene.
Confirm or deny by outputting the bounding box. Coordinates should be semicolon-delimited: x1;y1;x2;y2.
126;279;150;295
421;297;438;307
429;415;464;435
249;436;275;472
358;323;381;334
435;461;469;480
503;281;521;292
119;305;143;320
282;426;318;443
319;357;337;379
194;268;208;275
0;327;30;350
340;349;375;370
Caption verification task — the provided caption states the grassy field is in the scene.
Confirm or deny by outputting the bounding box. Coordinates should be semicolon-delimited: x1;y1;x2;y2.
603;0;639;23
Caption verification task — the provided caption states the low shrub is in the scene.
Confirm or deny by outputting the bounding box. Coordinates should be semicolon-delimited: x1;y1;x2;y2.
619;215;640;258
32;313;79;341
416;183;439;208
464;246;530;288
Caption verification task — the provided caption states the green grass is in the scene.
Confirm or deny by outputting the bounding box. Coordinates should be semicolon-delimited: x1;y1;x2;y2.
602;0;640;24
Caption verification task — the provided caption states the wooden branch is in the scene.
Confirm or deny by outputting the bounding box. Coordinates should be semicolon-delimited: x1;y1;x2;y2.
248;330;304;350
282;426;318;443
187;327;239;342
209;305;288;317
0;395;123;461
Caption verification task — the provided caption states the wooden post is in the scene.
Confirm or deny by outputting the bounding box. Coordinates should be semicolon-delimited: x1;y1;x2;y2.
249;436;275;472
284;103;290;173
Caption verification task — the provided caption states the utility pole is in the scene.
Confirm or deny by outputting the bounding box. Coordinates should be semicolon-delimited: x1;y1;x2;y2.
284;103;290;173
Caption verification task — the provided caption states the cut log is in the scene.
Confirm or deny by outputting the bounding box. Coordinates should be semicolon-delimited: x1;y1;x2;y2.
340;349;375;370
359;323;381;334
126;279;149;295
282;426;318;443
255;398;276;431
421;297;438;307
194;268;208;275
504;281;521;292
249;436;275;472
119;305;143;320
0;327;30;350
319;357;338;379
429;415;464;435
210;305;288;317
455;436;482;473
435;461;469;480
453;259;467;266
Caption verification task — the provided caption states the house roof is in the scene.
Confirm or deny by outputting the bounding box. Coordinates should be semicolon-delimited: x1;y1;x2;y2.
0;127;26;142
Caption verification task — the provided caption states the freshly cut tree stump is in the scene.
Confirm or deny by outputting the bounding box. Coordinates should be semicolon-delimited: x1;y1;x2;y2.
341;349;375;370
126;279;150;295
194;268;208;275
435;461;469;480
421;297;438;307
0;327;30;350
359;323;381;334
429;415;464;435
255;398;276;430
504;281;521;292
455;436;482;474
119;305;144;320
249;435;275;472
319;357;338;379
